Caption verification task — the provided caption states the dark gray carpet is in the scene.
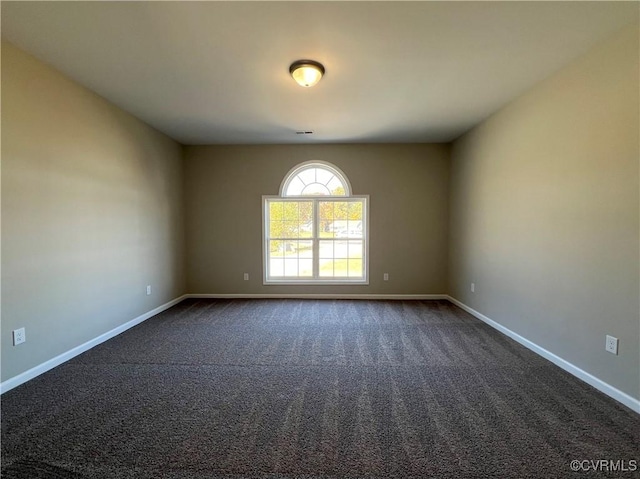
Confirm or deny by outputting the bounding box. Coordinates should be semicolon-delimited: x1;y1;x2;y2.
2;299;638;478
0;459;87;478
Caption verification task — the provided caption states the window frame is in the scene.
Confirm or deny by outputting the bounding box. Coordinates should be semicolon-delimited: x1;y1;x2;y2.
263;162;369;285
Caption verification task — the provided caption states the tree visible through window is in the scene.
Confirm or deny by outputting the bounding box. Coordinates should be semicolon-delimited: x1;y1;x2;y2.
263;162;368;283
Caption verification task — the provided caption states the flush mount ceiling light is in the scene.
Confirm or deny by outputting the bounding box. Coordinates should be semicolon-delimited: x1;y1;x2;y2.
289;60;325;87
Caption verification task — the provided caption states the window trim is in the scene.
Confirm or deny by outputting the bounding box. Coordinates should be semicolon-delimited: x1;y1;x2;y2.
262;194;370;285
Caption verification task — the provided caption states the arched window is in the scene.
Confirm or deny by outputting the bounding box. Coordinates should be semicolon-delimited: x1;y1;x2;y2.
281;161;351;197
264;162;368;284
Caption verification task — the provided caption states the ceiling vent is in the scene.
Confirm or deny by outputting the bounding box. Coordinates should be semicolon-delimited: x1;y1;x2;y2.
295;131;314;135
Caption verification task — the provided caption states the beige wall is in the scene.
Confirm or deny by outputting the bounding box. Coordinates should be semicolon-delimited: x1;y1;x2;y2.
448;24;639;399
1;42;186;381
184;144;450;296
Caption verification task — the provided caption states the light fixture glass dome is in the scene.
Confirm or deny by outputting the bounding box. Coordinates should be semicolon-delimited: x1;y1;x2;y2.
290;60;325;88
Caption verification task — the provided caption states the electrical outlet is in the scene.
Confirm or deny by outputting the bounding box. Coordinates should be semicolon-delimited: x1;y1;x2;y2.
471;282;475;293
383;273;389;281
605;335;618;355
146;285;151;295
13;328;26;346
243;273;249;281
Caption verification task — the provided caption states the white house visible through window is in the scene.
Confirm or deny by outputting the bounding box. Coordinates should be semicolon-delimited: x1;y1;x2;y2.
263;161;369;284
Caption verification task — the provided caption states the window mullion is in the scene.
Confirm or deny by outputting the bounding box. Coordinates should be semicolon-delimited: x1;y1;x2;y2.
312;199;319;279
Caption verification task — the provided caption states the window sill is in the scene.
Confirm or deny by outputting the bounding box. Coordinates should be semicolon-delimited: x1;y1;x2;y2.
264;279;369;286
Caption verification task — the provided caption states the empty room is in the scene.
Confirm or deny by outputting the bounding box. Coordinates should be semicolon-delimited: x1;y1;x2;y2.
1;2;638;478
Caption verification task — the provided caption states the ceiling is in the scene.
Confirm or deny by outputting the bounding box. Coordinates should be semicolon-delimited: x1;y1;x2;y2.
1;1;637;145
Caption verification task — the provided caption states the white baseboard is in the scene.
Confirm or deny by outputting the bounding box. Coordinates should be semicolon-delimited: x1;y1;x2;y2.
185;293;448;300
5;293;637;414
0;293;442;394
446;296;640;414
0;294;189;395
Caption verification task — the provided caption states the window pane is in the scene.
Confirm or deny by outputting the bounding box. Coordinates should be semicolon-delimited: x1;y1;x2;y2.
333;259;349;277
315;239;365;278
298;168;316;185
284;259;299;276
332;202;348;238
299;259;313;277
334;240;348;259
333;202;348;220
319;223;332;238
283;221;299;238
281;241;297;254
348;201;363;220
286;177;305;196
348;240;363;258
346;220;363;238
327;177;345;195
269;240;284;257
318;202;331;238
269;201;284;220
269;257;284;277
269;220;285;239
299;202;313;221
298;240;313;256
319;202;333;238
348;259;363;277
302;183;330;195
319;240;334;258
300;223;313;238
319;259;334;277
297;241;313;277
319;202;333;220
283;202;299;220
316;169;333;185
